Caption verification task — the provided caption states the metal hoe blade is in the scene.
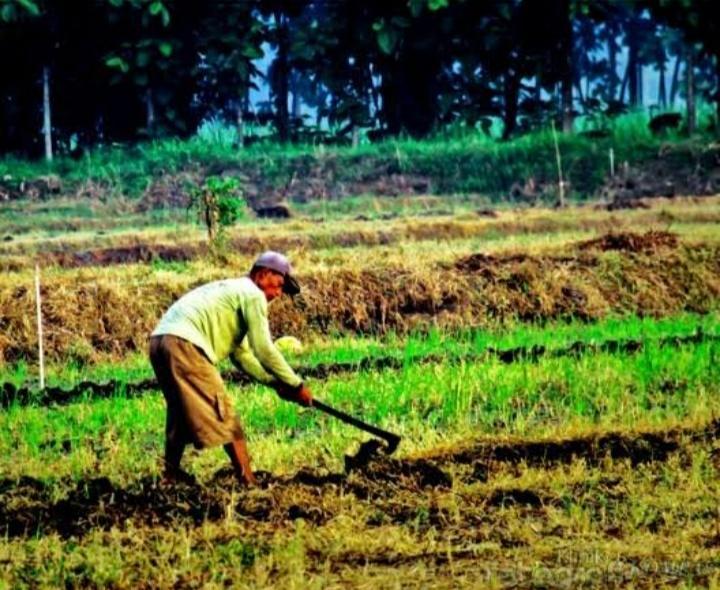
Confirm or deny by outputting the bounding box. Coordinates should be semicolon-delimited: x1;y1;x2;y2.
313;399;401;455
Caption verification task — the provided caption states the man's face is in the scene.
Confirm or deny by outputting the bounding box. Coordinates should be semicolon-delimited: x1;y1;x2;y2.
253;268;285;302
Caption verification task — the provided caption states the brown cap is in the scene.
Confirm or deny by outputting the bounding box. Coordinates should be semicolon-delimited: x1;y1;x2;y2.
252;251;300;295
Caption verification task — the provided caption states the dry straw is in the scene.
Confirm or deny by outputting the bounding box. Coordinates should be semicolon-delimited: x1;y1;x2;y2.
1;235;717;365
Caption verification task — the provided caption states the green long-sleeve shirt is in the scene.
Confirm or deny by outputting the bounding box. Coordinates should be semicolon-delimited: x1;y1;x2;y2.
152;277;302;388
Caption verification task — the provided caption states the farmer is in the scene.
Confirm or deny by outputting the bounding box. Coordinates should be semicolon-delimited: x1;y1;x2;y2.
149;251;312;486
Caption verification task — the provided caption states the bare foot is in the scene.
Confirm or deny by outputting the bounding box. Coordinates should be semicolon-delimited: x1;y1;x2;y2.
236;470;258;487
161;468;197;486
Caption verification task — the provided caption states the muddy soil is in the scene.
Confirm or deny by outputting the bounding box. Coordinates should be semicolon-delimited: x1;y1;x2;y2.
0;448;450;539
2;331;714;409
40;232;396;269
2;419;716;541
578;230;679;253
597;145;720;205
3;212;714;271
50;244;200;268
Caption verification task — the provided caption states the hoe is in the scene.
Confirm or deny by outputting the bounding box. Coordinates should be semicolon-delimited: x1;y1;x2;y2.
313;399;401;464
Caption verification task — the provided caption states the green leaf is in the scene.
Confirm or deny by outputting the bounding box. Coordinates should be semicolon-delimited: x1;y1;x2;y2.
428;0;449;10
105;56;129;73
159;42;173;57
149;1;163;15
161;6;170;26
16;0;40;16
376;27;398;55
240;44;263;59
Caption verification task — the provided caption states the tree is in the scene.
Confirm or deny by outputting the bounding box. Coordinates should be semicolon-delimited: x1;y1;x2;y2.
192;1;264;145
646;0;720;131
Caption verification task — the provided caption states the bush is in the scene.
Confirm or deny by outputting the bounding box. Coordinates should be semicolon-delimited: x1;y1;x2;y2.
189;175;247;250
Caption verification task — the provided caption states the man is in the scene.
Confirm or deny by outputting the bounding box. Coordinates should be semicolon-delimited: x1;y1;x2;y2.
149;251;312;486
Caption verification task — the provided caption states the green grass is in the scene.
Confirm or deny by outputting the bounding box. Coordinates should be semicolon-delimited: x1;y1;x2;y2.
1;335;717;483
1;315;718;589
289;311;720;370
1;112;711;201
2;312;716;394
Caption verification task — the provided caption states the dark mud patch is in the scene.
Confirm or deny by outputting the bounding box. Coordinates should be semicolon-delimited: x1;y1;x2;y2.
39;231;397;269
0;452;450;540
0;476;225;538
454;252;530;273
51;244;199;268
578;230;679;253
350;456;453;490
596;146;720;205
445;419;720;470
599;198;651;211
2;420;718;541
318;547;482;569
487;488;544;508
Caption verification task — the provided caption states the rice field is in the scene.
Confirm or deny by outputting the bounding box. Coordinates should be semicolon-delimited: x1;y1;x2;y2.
1;193;720;588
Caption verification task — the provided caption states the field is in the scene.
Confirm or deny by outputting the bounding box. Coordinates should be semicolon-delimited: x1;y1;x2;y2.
1;186;720;588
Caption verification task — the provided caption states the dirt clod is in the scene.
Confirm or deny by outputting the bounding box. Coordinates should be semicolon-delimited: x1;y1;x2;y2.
579;230;679;253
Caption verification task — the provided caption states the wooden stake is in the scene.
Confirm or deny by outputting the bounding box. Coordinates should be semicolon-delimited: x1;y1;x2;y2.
551;120;565;207
35;264;45;390
609;147;615;177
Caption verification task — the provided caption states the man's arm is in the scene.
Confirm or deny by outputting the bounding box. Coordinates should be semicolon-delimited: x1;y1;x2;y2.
242;296;303;388
231;336;277;385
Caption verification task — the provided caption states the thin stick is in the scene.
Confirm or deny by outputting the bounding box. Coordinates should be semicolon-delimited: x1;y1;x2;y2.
35;264;45;390
609;147;615;177
551;120;565;207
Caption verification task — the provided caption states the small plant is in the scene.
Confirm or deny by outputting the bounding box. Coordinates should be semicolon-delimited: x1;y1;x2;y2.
189;175;246;249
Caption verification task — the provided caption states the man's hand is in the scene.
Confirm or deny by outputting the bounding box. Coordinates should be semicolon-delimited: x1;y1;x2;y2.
275;382;313;407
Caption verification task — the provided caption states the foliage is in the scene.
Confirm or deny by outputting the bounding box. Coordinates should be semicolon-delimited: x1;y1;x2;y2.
1;0;719;157
188;175;246;247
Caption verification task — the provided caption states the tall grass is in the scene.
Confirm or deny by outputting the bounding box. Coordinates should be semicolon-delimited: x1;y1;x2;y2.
0;111;710;200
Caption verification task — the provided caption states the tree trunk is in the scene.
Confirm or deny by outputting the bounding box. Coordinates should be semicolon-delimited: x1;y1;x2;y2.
574;79;585;109
627;18;639;107
715;51;720;135
669;54;681;106
637;64;643;106
559;0;573;132
619;60;630;103
235;102;244;147
42;66;53;162
381;55;440;137
145;87;155;136
237;86;250;146
686;46;695;135
273;11;290;142
291;74;302;121
315;96;323;128
369;62;381;121
607;22;618;102
658;59;667;108
502;70;520;139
